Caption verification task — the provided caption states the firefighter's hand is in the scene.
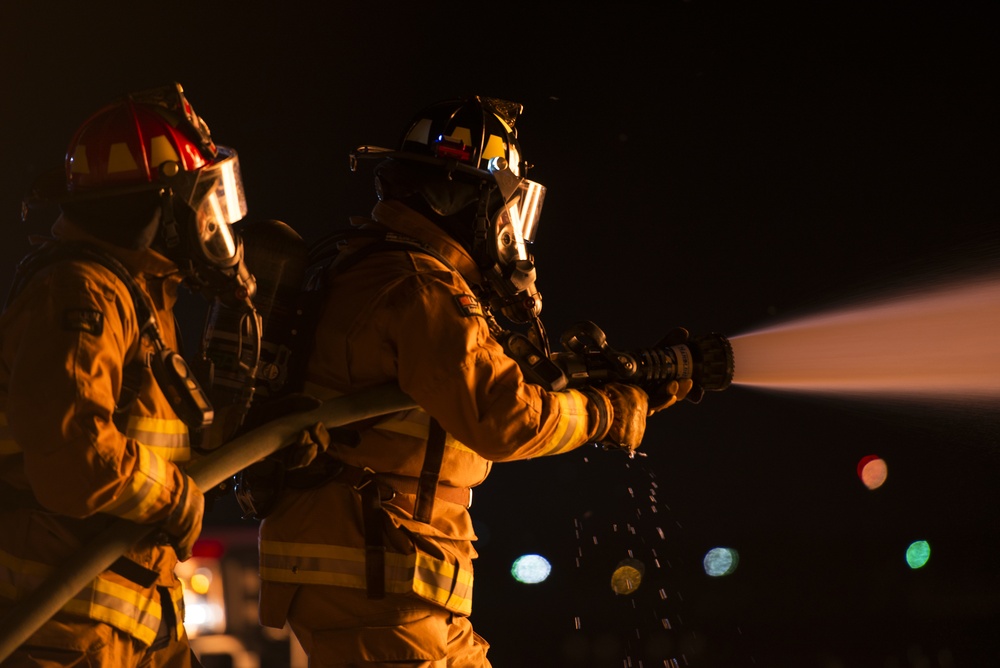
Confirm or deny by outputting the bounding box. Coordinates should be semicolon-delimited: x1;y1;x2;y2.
285;421;331;470
162;474;204;562
585;382;649;452
647;379;695;414
243;393;331;470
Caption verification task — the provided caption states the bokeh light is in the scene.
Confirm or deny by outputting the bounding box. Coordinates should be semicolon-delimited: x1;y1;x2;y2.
511;553;551;584
610;558;645;595
189;569;212;595
906;540;931;569
703;547;739;577
857;454;888;490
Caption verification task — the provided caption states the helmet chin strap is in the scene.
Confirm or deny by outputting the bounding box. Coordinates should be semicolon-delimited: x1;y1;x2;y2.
157;189;182;255
470;187;493;268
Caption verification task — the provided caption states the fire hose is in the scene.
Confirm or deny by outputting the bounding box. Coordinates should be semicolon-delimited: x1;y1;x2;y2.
0;383;416;663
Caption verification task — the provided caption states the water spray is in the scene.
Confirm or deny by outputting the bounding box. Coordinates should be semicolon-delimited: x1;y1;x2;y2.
729;271;1000;403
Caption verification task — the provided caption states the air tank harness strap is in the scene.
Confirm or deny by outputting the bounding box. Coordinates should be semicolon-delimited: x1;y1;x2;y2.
297;422;467;600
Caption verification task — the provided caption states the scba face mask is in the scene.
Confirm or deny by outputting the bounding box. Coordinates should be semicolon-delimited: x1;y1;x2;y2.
160;146;256;310
479;156;546;324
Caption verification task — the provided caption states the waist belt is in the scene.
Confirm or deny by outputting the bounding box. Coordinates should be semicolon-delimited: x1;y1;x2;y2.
283;458;473;509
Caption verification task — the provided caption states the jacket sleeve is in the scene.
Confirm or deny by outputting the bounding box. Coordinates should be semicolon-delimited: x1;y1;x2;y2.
5;261;188;522
385;266;602;462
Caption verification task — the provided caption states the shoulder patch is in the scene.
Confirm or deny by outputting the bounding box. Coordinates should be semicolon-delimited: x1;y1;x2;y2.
63;308;104;335
454;294;484;318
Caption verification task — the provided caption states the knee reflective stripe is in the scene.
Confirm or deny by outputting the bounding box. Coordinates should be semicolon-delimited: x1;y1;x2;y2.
124;415;191;462
0;548;162;645
259;541;474;615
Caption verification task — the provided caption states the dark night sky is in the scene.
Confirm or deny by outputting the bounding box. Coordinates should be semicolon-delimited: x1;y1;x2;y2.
2;2;998;666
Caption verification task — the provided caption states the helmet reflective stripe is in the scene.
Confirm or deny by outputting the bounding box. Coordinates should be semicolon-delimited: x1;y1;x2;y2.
482;134;508;169
149;135;182;171
107;142;140;174
66;89;211;191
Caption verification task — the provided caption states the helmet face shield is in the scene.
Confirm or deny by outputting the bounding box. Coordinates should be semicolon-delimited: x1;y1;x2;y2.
172;147;247;268
494;178;545;264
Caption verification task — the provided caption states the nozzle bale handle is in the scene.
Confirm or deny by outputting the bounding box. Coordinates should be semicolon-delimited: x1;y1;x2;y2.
549;322;735;393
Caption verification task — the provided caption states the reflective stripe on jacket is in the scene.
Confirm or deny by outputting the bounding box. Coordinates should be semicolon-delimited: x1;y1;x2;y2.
0;217;193;643
259;200;602;621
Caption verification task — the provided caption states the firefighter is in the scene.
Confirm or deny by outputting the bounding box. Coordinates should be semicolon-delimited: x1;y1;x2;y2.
0;83;255;667
248;95;693;666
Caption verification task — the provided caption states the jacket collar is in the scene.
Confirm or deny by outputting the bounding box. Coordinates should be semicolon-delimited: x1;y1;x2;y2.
49;215;181;281
369;200;485;286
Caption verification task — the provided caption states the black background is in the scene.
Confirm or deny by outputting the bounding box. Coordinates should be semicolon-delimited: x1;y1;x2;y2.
2;2;998;666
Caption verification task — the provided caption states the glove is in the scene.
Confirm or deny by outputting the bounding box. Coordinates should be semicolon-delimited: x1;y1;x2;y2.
584;382;650;452
285;421;331;470
161;474;204;562
647;379;695;414
242;393;331;470
647;327;697;412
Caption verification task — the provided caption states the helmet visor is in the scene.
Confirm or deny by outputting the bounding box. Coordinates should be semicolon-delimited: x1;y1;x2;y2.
493;178;545;265
177;147;247;266
496;178;545;258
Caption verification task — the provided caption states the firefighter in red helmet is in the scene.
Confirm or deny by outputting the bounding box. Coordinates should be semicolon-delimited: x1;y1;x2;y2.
0;82;253;667
247;95;692;666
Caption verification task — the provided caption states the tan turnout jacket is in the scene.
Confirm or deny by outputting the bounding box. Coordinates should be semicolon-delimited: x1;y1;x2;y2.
258;199;604;623
0;217;195;645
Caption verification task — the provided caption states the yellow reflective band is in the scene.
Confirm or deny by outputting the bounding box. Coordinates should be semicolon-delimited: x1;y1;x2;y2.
102;446;172;520
542;391;589;456
0;548;162;644
260;541;413;591
85;577;161;645
126;415;190;461
412;552;474;615
259;540;474;614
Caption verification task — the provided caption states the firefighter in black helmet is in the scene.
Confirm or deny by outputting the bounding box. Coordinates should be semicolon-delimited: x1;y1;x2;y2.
251;95;692;666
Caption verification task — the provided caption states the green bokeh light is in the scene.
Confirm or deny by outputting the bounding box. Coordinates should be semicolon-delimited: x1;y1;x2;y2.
906;540;931;569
